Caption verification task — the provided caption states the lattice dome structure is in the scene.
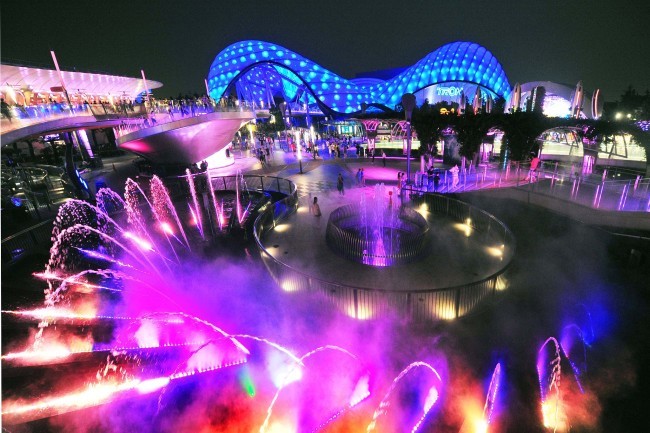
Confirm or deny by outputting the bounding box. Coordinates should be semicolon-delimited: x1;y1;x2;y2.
207;40;511;115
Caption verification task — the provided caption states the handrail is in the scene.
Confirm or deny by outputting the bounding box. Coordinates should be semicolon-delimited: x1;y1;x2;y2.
145;173;297;201
1;100;258;139
1;219;54;266
1;219;53;243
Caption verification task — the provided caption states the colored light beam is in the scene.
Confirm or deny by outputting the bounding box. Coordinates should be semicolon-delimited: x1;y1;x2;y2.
2;357;248;425
239;368;256;397
483;363;502;425
2;309;183;322
124;231;154;251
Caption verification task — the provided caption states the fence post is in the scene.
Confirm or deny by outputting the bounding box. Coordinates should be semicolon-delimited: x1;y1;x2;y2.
407;292;412;319
29;229;38;245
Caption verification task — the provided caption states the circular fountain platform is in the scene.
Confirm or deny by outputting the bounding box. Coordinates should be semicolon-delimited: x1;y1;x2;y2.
256;190;515;321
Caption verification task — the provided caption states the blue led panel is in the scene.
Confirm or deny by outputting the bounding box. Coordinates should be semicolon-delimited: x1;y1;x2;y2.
207;40;511;114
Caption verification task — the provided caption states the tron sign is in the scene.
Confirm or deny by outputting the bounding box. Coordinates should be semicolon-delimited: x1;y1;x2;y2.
437;86;463;97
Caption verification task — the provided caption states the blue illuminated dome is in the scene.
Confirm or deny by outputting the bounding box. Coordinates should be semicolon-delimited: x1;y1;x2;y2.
207;40;511;115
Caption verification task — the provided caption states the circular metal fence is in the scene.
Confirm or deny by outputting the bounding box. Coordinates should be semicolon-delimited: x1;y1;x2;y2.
326;204;429;266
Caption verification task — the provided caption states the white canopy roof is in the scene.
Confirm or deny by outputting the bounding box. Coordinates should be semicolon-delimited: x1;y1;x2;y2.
0;63;162;99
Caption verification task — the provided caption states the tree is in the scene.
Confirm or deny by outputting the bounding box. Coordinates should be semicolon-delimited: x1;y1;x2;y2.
411;101;452;156
256;105;286;135
492;96;506;114
453;112;493;162
497;111;548;162
581;119;621;147
626;124;650;177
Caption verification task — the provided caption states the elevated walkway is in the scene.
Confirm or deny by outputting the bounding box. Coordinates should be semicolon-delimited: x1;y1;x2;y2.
1;113;143;145
116;110;255;165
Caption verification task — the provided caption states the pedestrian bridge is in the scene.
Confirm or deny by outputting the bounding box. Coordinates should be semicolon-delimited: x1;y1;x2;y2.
116;110;255;164
1;103;258;165
0;110;146;146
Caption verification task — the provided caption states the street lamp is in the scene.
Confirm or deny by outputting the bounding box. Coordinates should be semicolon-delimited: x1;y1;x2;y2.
401;93;416;184
295;128;303;174
279;102;288;149
280;102;302;173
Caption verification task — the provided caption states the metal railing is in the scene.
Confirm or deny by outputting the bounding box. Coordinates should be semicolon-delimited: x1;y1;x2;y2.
1;100;257;137
111;102;257;139
157;172;296;200
1;220;54;265
507;161;650;212
408;161;650;212
254;191;516;322
519;176;650;212
1;173;296;266
2;165;73;221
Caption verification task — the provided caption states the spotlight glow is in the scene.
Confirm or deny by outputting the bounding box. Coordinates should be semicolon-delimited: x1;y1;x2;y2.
486;246;504;257
349;374;371;406
160;222;174;235
124;231;154;251
273;224;290;233
136;377;170;394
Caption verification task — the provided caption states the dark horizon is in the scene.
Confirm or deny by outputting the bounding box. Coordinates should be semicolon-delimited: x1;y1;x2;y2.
2;0;649;102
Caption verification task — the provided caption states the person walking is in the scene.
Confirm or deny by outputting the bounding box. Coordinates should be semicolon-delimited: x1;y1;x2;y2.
310;196;322;217
450;165;460;188
356;168;362;186
337;173;345;195
525;155;541;181
382;150;386;167
360;168;366;187
1;98;12;123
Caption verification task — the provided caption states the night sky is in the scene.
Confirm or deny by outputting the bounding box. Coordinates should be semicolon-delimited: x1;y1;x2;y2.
2;0;649;102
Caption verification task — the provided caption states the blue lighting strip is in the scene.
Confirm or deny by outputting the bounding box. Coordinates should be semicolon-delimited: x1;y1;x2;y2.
207;40;511;114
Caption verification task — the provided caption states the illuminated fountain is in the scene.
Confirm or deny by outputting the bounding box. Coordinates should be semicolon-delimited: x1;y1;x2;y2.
458;362;503;433
482;363;502;429
326;183;430;267
1;168;618;432
366;361;442;433
2;175;451;433
537;335;589;432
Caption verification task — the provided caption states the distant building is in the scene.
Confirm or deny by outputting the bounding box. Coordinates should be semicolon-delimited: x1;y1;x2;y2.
207;40;511;115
